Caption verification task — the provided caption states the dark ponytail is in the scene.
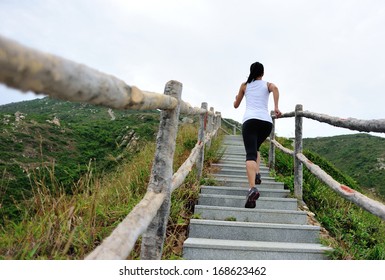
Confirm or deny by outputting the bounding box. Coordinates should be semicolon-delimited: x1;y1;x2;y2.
246;62;264;84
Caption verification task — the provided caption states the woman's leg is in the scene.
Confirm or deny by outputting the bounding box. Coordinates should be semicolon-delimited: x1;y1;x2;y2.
246;160;257;189
242;120;261;208
256;151;261;175
255;120;273;183
242;120;258;189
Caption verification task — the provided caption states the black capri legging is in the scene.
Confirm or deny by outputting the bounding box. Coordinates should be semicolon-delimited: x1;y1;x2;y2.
242;119;273;161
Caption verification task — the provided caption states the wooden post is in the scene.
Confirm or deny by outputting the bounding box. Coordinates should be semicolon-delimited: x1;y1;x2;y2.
218;113;222;132
214;111;220;138
269;110;276;171
196;102;207;179
294;104;303;202
140;80;182;260
206;107;214;148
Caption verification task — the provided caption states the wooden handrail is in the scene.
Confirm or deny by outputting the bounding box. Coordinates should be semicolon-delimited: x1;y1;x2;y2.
297;153;385;220
221;118;242;135
272;109;385;133
269;104;385;221
0;34;222;259
85;123;220;259
0;35;214;115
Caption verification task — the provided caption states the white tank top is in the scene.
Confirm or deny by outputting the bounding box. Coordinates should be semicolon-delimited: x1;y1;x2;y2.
242;80;272;124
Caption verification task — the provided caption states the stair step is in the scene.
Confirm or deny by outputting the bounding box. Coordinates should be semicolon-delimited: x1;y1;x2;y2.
222;145;243;148
222;151;246;156
194;205;308;224
213;178;284;189
198;194;297;210
212;163;269;171
217;168;269;176
200;186;289;198
188;219;320;243
183;238;332;260
214;174;276;182
182;134;333;260
216;161;270;168
223;135;242;139
222;147;245;152
219;156;247;162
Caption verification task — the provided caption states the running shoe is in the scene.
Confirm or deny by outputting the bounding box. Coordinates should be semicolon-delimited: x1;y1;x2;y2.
245;187;260;208
255;173;262;185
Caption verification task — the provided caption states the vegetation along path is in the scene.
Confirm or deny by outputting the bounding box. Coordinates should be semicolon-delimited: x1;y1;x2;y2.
183;135;333;260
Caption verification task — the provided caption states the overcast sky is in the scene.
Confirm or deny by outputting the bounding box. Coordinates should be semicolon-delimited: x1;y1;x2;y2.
1;0;384;138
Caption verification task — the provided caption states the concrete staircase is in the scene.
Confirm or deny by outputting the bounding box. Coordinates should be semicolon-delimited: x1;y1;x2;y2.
183;135;332;260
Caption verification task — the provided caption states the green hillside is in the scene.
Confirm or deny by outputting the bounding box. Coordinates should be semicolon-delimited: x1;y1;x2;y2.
0;97;160;222
0;97;225;259
260;138;385;260
304;134;385;198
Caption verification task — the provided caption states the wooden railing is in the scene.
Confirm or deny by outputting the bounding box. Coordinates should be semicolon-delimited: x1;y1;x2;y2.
268;104;385;221
221;118;242;135
0;35;221;259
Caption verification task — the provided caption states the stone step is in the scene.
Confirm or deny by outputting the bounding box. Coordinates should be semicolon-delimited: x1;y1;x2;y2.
200;185;289;198
188;219;321;243
198;194;297;210
222;149;245;154
221;154;246;159
216;168;269;176
194;205;308;224
224;135;242;139
219;155;246;161
183;238;332;260
212;163;269;171
223;142;243;146
216;160;270;168
214;174;276;182
214;177;284;188
223;147;245;153
182;134;333;260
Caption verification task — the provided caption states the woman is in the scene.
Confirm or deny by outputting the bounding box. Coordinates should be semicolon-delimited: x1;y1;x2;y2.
233;62;281;208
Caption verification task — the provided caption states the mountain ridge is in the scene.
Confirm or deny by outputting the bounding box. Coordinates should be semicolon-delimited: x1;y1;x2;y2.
304;133;385;198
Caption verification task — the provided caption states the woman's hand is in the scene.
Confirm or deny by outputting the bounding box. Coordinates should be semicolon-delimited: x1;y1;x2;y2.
275;108;282;118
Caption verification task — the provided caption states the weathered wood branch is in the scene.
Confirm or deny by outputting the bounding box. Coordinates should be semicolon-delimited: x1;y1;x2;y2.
294;105;303;200
270;139;294;155
171;125;219;192
296;153;385;221
0;35;178;111
0;35;218;116
301;110;385;133
272;111;295;119
180;101;214;116
172;142;203;191
220;127;231;135
85;191;166;259
196;103;207;179
221;118;242;134
268;111;276;169
140;80;182;260
85;122;218;259
269;139;385;220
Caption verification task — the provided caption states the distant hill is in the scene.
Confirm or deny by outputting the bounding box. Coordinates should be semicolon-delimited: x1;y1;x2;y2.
304;134;385;198
0;97;160;222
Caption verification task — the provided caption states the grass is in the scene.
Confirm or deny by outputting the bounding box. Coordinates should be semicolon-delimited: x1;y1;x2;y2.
0;98;160;223
0;123;224;260
260;139;385;260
